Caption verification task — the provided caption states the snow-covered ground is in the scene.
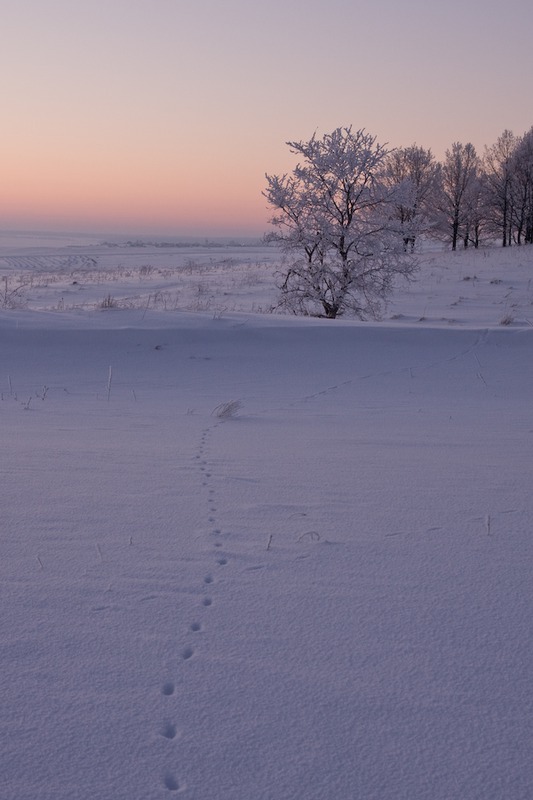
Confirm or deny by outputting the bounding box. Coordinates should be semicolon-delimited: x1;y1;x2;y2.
1;236;533;799
1;235;532;326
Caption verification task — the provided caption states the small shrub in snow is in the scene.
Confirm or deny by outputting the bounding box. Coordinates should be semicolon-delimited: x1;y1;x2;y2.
99;294;119;309
212;399;243;419
1;276;28;309
297;531;320;542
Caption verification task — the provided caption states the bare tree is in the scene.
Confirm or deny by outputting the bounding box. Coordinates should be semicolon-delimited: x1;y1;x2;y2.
483;129;517;247
510;127;533;245
264;127;416;319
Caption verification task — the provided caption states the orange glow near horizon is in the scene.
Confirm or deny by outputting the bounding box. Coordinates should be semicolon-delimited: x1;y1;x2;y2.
0;143;272;235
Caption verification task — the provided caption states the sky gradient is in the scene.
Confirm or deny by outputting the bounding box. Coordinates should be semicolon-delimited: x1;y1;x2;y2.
2;0;533;237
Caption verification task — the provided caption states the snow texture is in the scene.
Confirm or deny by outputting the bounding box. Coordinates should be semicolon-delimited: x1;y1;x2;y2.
1;235;533;799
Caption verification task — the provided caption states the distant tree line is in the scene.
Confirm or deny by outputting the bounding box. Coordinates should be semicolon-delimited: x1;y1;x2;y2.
264;126;533;319
384;127;533;251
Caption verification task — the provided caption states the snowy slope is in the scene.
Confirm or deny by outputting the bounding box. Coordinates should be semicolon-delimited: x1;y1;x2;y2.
1;242;533;799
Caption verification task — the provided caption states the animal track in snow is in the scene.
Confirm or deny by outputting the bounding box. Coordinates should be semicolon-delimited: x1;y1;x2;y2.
159;423;219;797
164;772;183;792
161;722;178;740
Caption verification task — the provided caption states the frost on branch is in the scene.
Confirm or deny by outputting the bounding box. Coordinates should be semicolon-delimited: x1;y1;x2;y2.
264;127;417;319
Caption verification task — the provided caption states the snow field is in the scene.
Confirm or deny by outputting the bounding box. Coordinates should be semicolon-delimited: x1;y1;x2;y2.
1;238;533;326
1;241;533;799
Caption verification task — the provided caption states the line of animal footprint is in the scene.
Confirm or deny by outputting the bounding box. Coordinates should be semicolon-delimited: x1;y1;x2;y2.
159;422;229;792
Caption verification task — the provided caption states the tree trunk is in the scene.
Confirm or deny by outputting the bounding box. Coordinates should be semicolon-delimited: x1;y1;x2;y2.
451;218;459;251
322;300;338;319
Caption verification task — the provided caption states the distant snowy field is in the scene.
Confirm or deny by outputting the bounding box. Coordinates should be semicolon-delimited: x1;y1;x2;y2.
1;234;533;799
1;232;532;325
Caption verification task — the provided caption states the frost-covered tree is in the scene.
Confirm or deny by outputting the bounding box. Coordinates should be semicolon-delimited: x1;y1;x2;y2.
264;127;416;319
461;172;490;249
384;145;440;251
435;142;479;250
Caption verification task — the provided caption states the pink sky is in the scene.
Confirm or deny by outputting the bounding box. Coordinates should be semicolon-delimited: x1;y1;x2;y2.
1;0;533;237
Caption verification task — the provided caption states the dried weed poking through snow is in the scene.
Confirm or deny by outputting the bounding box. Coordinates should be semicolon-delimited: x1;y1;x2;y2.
211;399;243;419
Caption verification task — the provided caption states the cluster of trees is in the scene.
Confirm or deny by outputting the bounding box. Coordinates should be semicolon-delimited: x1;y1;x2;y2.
387;129;533;251
264;125;533;318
